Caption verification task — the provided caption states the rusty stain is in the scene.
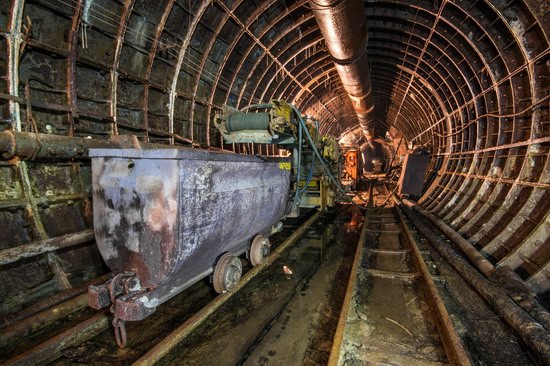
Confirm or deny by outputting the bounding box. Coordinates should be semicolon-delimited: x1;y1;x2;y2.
89;148;291;320
309;0;377;141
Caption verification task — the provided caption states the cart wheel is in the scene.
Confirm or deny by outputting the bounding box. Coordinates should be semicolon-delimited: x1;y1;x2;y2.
213;253;242;294
250;235;271;266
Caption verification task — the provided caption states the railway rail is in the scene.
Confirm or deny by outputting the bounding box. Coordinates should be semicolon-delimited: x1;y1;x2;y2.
0;209;343;365
329;185;469;365
1;185;548;365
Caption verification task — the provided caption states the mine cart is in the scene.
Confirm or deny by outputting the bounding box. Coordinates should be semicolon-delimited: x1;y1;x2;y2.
88;148;291;325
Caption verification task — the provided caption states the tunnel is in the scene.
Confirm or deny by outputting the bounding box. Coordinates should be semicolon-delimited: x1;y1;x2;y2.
0;0;549;364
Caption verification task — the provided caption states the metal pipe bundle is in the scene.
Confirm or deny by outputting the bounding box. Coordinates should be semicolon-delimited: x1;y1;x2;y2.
309;0;377;141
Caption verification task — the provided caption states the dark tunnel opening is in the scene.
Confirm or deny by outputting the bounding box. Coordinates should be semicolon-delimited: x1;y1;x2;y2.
360;141;390;173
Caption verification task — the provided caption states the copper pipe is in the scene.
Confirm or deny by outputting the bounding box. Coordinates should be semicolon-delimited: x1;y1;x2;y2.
0;130;170;160
309;0;378;141
0;229;95;265
397;200;550;362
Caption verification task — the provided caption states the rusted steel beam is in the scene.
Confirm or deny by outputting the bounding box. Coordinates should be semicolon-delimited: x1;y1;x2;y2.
190;9;232;146
216;1;308;99
168;2;211;145
360;17;480;138
143;0;176;143
6;0;25;131
241;15;339;122
0;193;87;210
327;208;367;366
0;293;88;348
431;94;550;140
110;0;136;137
230;4;341;127
192;1;311;145
235;9;326;103
0;92;72;113
15;155;72;290
442;171;549;189
213;1;338;130
385;136;404;174
0;229;95;265
389;1;449;138
401;203;550;364
0;274;111;329
410;48;550;144
434;136;550;156
278;57;342;125
2;310;110;366
292;62;337;101
66;0;84;137
402;197;495;276
395;206;471;366
133;211;322;366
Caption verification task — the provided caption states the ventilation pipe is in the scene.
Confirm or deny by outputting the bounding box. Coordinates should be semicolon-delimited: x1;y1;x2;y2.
309;0;378;142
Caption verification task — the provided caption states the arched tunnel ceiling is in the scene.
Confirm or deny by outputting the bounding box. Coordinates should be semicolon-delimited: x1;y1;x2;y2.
0;0;549;291
2;0;548;145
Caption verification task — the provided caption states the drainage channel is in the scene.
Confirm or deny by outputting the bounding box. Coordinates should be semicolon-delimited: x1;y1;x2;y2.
1;206;363;365
0;209;315;365
138;206;362;366
329;200;470;365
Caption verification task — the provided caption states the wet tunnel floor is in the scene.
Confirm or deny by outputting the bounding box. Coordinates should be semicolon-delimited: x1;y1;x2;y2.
338;207;447;365
45;207;360;365
156;207;360;366
5;202;542;365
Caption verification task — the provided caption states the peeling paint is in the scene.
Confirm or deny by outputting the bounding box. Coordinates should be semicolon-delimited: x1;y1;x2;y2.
90;148;291;317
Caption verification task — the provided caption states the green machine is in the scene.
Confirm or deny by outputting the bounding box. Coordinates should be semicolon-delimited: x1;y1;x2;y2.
215;100;341;215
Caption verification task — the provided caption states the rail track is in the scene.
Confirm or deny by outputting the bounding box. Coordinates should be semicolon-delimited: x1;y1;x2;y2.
1;185;547;365
329;186;469;365
0;208;356;365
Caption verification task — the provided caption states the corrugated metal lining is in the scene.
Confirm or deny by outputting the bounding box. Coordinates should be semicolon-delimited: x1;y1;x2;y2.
0;0;549;301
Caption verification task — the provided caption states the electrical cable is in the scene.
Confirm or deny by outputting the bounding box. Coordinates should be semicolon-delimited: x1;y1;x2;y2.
289;104;367;210
38;0;259;104
299;148;316;195
293;109;303;208
234;101;365;210
299;120;318;195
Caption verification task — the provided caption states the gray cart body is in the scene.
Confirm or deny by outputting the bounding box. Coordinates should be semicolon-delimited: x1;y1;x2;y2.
89;148;291;319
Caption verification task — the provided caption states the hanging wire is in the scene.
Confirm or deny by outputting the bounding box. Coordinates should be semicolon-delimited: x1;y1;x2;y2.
38;0;259;102
35;0;337;127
